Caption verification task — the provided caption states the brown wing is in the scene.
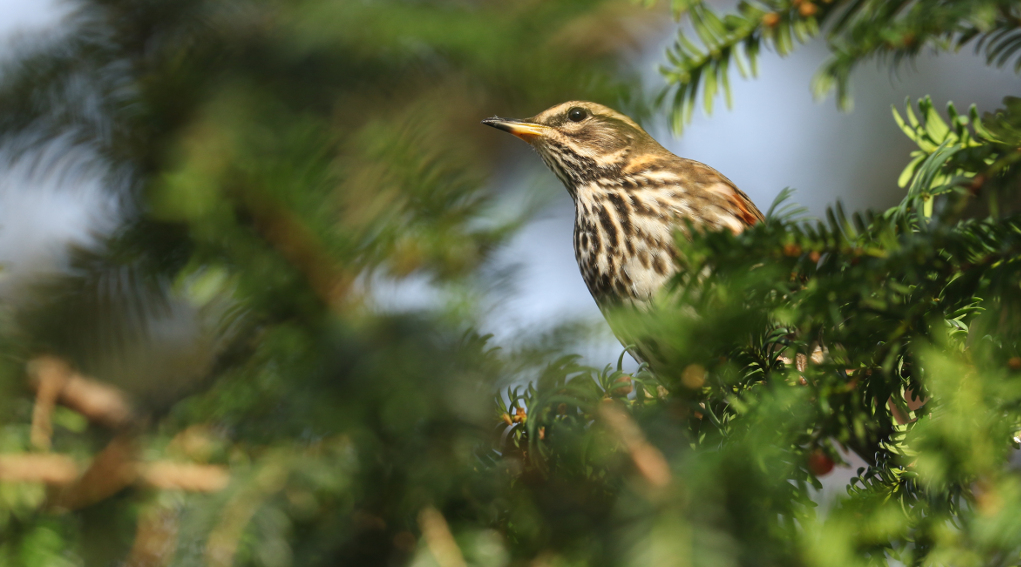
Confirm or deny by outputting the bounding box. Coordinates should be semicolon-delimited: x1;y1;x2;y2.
699;180;763;234
719;184;764;227
658;155;764;233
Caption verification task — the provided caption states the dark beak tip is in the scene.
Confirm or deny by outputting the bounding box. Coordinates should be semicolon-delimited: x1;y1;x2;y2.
480;116;543;139
481;117;517;134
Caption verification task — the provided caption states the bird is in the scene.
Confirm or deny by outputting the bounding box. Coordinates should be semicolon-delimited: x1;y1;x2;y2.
482;101;764;365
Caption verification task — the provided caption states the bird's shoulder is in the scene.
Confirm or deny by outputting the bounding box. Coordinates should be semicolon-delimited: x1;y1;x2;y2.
621;149;764;227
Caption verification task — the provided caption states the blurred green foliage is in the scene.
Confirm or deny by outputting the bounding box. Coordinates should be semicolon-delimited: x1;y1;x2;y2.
0;1;1020;566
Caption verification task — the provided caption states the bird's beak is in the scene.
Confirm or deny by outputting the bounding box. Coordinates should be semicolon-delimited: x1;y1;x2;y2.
481;117;549;141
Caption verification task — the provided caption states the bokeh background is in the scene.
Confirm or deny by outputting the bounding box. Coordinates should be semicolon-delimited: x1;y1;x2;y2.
3;0;1018;370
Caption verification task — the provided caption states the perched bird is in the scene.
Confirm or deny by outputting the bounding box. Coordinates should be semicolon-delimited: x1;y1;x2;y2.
483;101;763;364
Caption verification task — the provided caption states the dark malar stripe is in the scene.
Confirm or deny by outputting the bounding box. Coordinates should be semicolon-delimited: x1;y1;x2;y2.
543;154;577;198
544;141;599;185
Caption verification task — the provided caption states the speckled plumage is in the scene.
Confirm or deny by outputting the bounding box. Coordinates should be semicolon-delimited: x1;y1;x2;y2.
483;101;763;361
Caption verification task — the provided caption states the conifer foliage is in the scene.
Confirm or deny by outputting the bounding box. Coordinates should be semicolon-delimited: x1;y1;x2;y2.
0;1;1020;566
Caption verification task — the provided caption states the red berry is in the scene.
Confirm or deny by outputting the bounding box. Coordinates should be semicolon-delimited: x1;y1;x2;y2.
808;450;834;476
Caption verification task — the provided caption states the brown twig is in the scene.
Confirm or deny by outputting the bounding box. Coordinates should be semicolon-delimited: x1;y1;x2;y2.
0;453;229;495
48;434;139;510
141;462;230;492
58;373;135;429
0;454;79;484
28;356;72;450
598;403;671;490
243;195;354;311
27;356;135;433
20;357;226;513
418;507;467;567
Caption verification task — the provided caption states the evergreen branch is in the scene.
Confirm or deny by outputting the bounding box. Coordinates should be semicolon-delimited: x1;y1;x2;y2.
658;1;1021;123
815;1;1021;110
892;96;1021;224
658;0;834;132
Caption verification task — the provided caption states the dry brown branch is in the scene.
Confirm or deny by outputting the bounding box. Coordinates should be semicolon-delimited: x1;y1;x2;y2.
140;462;230;492
17;357;226;515
58;373;135;428
166;425;217;461
598;403;671;490
418;507;467;567
0;453;231;491
48;434;139;510
0;454;79;484
27;356;135;432
28;356;72;450
245;195;353;311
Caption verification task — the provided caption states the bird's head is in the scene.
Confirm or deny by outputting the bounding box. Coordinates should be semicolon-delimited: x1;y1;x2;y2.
482;101;661;191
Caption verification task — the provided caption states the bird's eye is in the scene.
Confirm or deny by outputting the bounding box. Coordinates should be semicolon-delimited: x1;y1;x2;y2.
567;107;588;122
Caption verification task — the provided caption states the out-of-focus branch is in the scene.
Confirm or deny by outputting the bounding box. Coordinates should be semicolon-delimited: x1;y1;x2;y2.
598;403;671;490
58;372;135;428
28;356;70;450
141;462;229;492
19;357;227;512
0;454;79;484
27;356;135;436
244;195;354;311
0;453;229;494
48;434;139;510
418;507;467;567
